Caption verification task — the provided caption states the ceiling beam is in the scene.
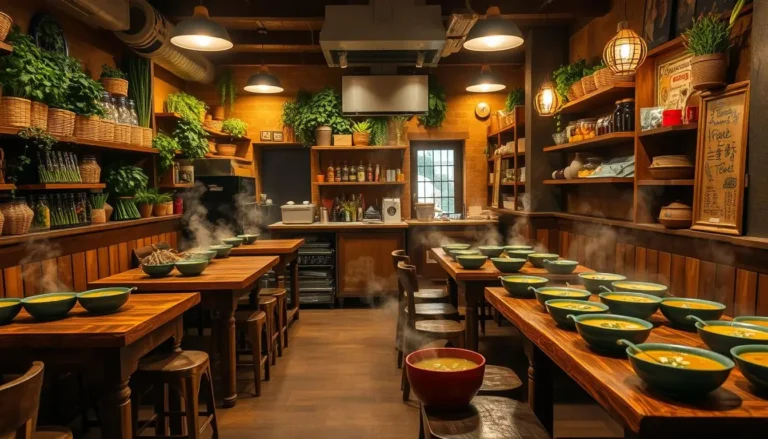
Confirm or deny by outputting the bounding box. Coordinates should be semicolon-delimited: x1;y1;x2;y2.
227;30;320;46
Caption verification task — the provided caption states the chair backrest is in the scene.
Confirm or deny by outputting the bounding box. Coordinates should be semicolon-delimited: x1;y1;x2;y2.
391;250;410;298
396;261;419;328
0;362;44;439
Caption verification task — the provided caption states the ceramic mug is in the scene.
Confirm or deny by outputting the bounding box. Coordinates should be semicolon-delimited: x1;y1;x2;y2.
685;106;699;124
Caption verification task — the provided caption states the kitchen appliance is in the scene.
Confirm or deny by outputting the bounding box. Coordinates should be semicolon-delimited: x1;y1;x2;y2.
276;238;335;307
382;198;401;224
281;201;316;224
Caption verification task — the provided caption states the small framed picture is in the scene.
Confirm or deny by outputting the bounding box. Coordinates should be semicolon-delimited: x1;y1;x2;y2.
272;131;284;142
260;131;273;141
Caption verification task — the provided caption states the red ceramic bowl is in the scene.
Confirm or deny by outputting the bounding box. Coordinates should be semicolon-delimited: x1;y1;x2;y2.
405;348;486;409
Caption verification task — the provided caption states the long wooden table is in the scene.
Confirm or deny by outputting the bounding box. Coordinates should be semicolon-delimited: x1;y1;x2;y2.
230;239;304;323
430;248;593;351
485;287;768;438
0;293;199;439
88;255;278;408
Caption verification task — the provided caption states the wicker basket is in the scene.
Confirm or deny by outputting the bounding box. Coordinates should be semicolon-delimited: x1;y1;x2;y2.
0;97;31;128
142;127;153;147
130;125;143;146
30;101;48;130
79;156;101;184
215;144;237;156
1;201;32;236
595;68;635;88
114;123;131;143
204;120;223;132
571;81;585;99
101;78;129;97
74;115;100;140
582;75;597;95
99;119;115;142
47;108;75;137
566;86;578;102
91;208;106;224
0;12;12;42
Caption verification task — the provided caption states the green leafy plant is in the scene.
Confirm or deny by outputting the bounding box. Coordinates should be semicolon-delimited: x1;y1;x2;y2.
592;62;606;72
418;75;447;128
293;88;351;146
35;16;66;54
217;69;237;116
553;59;587;102
281;89;311;130
174;119;209;159
113;198;140;220
504;88;524;112
368;117;388;146
684;0;745;57
0;27;62;105
221;118;248;138
134;189;157;206
89;192;108;209
126;54;151;127
152;133;178;173
155;192;172;204
105;164;148;196
64;64;106;117
166;92;207;122
100;64;126;80
351;120;370;133
19;127;56;154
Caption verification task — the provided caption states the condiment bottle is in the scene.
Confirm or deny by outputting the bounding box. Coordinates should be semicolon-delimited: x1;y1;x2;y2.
342;161;349;181
327;161;335;182
335;162;341;182
357;161;365;182
367;163;373;182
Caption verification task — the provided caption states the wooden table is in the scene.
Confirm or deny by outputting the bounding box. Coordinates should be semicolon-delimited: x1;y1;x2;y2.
88;255;278;408
230;239;304;323
485;287;768;438
0;293;199;439
430;248;593;351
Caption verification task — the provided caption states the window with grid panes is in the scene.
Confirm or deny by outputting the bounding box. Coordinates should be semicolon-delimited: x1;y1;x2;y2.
410;142;463;217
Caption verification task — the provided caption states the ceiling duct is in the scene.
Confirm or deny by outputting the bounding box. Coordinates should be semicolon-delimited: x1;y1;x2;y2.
45;0;130;31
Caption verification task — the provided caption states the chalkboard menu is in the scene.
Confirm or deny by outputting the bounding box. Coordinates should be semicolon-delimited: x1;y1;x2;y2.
692;82;750;235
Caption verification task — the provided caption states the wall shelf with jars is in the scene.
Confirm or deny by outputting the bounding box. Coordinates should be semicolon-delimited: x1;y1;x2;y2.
487;106;525;210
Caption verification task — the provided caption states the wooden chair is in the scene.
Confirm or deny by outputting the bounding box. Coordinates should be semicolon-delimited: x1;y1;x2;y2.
259;288;288;353
131;351;218;439
397;262;464;402
235;310;270;397
258;296;279;366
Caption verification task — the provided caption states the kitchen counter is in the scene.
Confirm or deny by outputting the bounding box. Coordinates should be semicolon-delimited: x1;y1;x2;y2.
268;221;409;231
405;219;498;227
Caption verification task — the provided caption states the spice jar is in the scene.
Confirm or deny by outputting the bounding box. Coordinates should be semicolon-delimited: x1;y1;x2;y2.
576;118;597;139
620;98;635;132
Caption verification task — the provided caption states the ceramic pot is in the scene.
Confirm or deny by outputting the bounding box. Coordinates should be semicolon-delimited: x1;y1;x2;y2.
353;132;370;146
211;105;225;121
690;53;727;91
138;203;153;218
658;201;692;229
315;125;332;146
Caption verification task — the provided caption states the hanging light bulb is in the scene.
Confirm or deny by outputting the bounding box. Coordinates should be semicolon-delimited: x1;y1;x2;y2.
464;6;524;52
244;66;284;94
466;65;505;93
603;1;647;75
170;4;233;52
535;79;561;116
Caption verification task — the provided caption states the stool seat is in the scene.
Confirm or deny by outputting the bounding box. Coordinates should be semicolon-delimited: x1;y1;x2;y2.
258;287;286;297
138;351;209;376
235;309;263;323
406;303;459;316
35;427;74;439
415;319;464;335
480;365;523;393
259;296;277;306
414;288;449;301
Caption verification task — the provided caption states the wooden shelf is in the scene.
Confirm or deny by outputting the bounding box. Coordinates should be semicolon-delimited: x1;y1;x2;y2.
0;127;158;154
311;145;407;151
637;179;694;186
543;132;635;153
501;182;522;186
0;184;16;191
488;123;516;138
543;178;634;185
559;82;636;114
16;183;106;190
255;142;303;147
155;112;251;142
488;152;524;162
638;123;698;138
0;41;12;54
200;154;252;164
158;183;195;189
315;181;405;186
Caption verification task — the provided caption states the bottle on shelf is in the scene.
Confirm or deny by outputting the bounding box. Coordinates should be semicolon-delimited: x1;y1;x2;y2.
349;162;357;181
357;193;364;221
342;161;349;182
375;164;380;182
357;161;365;182
367;163;373;182
327;161;335;182
335;162;342;182
350;194;357;221
127;99;139;126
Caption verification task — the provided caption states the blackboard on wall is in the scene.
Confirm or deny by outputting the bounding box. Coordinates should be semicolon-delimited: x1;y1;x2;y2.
261;147;312;210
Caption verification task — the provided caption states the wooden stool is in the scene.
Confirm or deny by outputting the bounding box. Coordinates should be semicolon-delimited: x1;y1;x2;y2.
235;310;270;397
479;365;523;400
132;351;218;439
34;427;74;439
258;296;279;366
259;288;288;353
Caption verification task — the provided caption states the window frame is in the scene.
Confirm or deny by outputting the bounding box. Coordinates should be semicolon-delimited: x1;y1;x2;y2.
409;141;464;218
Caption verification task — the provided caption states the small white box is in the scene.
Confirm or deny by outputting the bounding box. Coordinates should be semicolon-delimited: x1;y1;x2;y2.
280;202;316;224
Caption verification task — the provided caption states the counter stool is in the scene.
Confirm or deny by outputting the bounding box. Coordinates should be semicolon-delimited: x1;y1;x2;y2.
258;296;279;366
131;351;218;439
235;310;270;397
34;427;74;439
259;288;288;352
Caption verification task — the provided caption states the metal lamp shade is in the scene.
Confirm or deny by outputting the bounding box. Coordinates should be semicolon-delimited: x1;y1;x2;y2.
244;68;284;94
170;6;233;52
466;66;506;93
603;21;647;76
534;81;561;116
464;7;524;52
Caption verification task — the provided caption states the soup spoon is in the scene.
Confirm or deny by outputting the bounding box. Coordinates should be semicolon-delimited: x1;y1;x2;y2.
617;339;665;364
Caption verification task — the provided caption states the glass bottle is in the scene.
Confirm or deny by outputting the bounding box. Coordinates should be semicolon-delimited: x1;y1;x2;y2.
349;161;357;181
115;97;131;124
335;162;341;182
350;194;357;222
127;99;139;126
621;98;635;132
357;161;365;182
342;161;349;182
375;164;380;182
367;163;373;182
327;161;335;182
99;92;117;122
612;100;624;132
357;193;364;221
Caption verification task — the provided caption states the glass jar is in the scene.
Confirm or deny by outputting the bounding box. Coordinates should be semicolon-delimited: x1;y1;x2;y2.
32;195;51;231
576;118;597;139
612;100;624;132
115;97;131;124
127;99;139;126
99;92;118;122
619;98;635;132
566;121;579;141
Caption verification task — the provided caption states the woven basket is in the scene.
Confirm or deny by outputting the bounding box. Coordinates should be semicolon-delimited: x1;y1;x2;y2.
101;78;128;97
204;120;223;132
0;12;11;42
79;158;101;184
216;143;237;156
690;54;727;91
99;119;115;142
47;108;75;137
74;115;100;140
571;81;585;99
566;86;578;102
30;101;48;130
582;76;597;95
142;127;153;147
114;123;131;143
0;97;31;128
91;208;106;224
130;125;142;146
595;68;635;88
1;201;32;236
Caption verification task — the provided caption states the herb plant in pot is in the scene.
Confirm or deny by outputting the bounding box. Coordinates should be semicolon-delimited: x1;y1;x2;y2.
684;1;744;91
89;193;108;224
100;64;128;97
153;192;172;216
105;164;148;221
298;88;350;146
134;190;155;218
221;118;248;138
351;120;371;146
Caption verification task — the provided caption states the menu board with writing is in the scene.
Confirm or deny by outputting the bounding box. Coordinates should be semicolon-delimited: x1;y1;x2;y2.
656;52;693;110
692;82;750;236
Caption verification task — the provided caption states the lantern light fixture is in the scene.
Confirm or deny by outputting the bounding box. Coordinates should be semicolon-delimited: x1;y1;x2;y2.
602;1;647;75
534;79;561;117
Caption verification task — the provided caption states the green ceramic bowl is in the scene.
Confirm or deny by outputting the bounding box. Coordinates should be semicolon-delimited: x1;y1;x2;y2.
504;245;533;253
442;243;470;254
449;249;481;261
570;314;653;353
694;319;768;356
531;286;591;309
456;255;488;270
544;259;578;274
624;342;734;396
237;234;259;244
175;259;209;276
659;298;725;330
527;253;559;268
0;298;22;325
490;257;526;273
731;345;768;391
499;275;548;298
477;246;504;258
506;249;536;260
222;237;244;247
141;263;175;278
545;299;609;329
610;280;669;297
598;291;662;321
21;293;77;321
209;244;233;258
187;250;216;262
578;272;627;294
734;316;768;329
77;287;134;314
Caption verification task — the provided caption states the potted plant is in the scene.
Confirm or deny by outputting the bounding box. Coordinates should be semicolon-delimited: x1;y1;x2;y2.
174;118;209;159
684;1;745;90
553;60;587;102
351;120;371;146
221;118;248;138
294;88;350;146
152;133;178;175
281;89;311;143
89;193;108;224
504;88;524;112
105;164;148;221
154;192;173;216
418;75;447;129
134;190;155;218
166;92;208;123
100;64;128;97
216;68;236;120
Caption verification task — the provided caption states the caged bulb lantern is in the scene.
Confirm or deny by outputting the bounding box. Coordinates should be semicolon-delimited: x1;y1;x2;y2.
535;80;561;117
603;21;647;76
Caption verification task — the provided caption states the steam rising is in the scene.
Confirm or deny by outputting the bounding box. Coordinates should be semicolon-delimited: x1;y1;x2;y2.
20;240;66;293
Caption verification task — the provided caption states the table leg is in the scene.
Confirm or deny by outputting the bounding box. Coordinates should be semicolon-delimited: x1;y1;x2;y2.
99;379;132;439
208;294;238;408
464;283;483;352
290;257;300;321
448;277;458;309
525;340;554;436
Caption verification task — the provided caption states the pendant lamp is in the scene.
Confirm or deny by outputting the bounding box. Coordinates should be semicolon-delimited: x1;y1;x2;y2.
244;66;284;94
466;65;505;93
603;0;646;75
464;6;524;52
534;79;561;116
170;4;233;52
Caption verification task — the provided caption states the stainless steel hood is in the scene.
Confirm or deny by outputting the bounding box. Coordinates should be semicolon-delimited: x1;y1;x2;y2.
320;0;446;67
342;75;427;116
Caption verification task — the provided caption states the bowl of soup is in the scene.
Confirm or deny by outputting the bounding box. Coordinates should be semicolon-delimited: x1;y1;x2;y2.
77;287;133;314
571;315;653;353
625;342;734;396
208;244;233;259
545;299;609;329
499;275;548;298
21;293;77;321
449;249;481;261
222;237;244;248
694;321;768;356
610;281;668;297
506;249;536;260
456;255;488;270
544;259;578;274
187;250;216;262
734;316;768;329
731;345;768;391
175;259;209;277
141;263;175;278
477;246;504;258
660;298;725;330
442;244;471;255
0;298;22;325
490;257;526;273
504;245;533;254
237;234;259;244
405;347;486;409
528;253;559;269
532;287;590;309
579;272;627;294
599;292;662;321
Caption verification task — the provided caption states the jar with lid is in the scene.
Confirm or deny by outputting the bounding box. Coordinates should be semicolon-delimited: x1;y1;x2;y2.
127;99;139;126
612;100;624;132
99;92;118;122
78;155;101;184
576;118;597;139
619;98;635;132
115;97;131;125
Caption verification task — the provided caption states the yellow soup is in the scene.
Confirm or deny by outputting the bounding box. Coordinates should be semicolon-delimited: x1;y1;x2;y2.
541;290;586;298
27;296;70;303
413;358;478;371
0;302;17;308
737;319;768;328
702;325;768;340
635;350;726;370
582;274;623;280
605;294;656;303
582;319;646;330
613;282;664;291
740;352;768;366
549;303;603;311
664;300;720;310
81;290;125;298
506;277;544;283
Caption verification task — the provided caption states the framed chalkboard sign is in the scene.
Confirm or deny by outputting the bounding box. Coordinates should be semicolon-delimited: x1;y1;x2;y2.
692;81;750;235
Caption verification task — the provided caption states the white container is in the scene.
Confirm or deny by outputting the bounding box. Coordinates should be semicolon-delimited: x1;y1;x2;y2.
382;198;401;224
414;203;435;222
280;201;316;224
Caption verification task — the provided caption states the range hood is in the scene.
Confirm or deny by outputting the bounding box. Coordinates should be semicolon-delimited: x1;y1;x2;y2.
342;75;427;116
320;0;446;67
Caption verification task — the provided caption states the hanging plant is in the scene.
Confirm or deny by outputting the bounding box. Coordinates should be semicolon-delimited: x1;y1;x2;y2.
126;54;152;128
217;69;237;116
418;75;447;129
504;88;524;112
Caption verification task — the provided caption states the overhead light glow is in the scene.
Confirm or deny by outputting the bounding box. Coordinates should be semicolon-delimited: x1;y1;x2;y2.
463;6;524;52
466;65;506;93
244;66;284;94
170;5;233;52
